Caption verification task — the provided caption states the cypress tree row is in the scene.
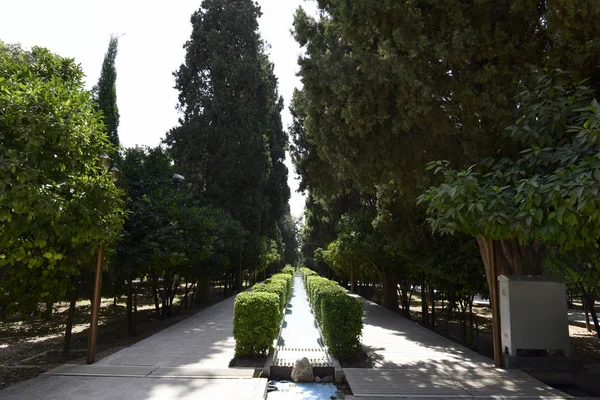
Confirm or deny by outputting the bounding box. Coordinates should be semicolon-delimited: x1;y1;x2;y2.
92;35;120;149
166;0;291;281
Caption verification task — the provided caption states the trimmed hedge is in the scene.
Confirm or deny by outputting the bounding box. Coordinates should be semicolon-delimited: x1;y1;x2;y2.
255;278;287;311
300;267;317;286
234;274;296;357
308;277;345;324
301;268;363;358
282;265;295;276
233;292;280;356
271;273;292;302
252;282;285;311
322;294;363;358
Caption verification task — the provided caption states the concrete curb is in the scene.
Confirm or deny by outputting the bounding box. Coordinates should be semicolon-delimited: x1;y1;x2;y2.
253;377;268;400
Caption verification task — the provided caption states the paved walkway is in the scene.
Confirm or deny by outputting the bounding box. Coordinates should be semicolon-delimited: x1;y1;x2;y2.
0;294;267;400
97;294;236;368
346;296;569;398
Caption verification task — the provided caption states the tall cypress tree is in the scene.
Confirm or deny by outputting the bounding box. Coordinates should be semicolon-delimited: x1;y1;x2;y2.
167;0;285;272
93;35;120;149
263;60;291;238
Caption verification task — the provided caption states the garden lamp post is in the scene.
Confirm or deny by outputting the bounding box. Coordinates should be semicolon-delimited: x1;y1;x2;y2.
86;154;120;364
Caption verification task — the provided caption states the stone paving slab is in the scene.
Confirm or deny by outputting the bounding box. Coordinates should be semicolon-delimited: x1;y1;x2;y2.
450;368;561;397
147;367;257;378
344;368;471;398
97;294;237;369
0;374;267;400
355;296;492;369
44;364;158;377
346;296;569;398
0;294;265;399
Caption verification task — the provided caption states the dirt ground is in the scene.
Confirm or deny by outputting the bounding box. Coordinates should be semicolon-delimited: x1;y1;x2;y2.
0;290;231;391
407;295;600;397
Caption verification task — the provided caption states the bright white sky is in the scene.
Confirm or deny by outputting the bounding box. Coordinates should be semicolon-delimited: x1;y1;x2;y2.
0;0;315;219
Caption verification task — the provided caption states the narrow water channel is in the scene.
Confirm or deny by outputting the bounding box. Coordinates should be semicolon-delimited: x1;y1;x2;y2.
268;274;341;399
278;275;322;349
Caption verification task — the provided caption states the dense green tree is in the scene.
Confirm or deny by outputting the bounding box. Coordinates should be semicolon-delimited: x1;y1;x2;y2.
113;146;246;319
0;42;125;313
320;203;404;310
92;36;120;149
278;210;299;266
420;72;600;281
167;0;289;280
291;1;600;309
293;1;600;197
263;61;291;236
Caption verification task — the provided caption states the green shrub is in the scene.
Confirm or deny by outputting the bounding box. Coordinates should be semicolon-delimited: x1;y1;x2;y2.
310;278;344;324
300;268;364;358
271;273;292;301
268;279;288;310
253;281;286;311
300;267;317;286
233;292;280;356
321;294;363;358
305;274;321;298
306;276;331;304
282;265;295;276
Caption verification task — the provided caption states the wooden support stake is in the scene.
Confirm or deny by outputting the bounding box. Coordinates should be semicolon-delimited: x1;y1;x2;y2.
87;244;104;364
489;238;503;368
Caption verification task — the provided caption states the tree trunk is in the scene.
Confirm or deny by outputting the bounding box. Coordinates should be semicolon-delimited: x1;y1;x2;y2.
381;268;399;312
195;274;212;304
430;285;436;331
579;283;600;339
184;282;188;310
469;295;474;340
44;301;53;320
459;300;467;341
235;253;243;292
475;237;547;357
152;275;160;317
63;298;77;356
0;256;10;287
176;283;195;315
399;282;411;318
476;237;546;289
421;273;428;326
584;300;592;332
126;279;133;336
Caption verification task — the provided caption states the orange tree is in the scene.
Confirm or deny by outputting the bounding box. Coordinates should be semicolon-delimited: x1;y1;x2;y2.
419;72;600;284
0;43;125;313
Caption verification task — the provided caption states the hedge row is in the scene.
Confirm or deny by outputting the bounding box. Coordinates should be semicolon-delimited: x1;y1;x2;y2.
300;267;363;358
282;265;295;276
233;291;279;357
270;273;292;303
233;272;294;357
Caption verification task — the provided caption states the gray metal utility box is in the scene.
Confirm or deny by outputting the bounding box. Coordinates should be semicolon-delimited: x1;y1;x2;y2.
498;275;570;357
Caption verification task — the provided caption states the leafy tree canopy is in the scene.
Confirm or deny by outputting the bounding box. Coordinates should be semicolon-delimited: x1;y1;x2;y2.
419;72;600;252
166;0;290;270
0;43;125;311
